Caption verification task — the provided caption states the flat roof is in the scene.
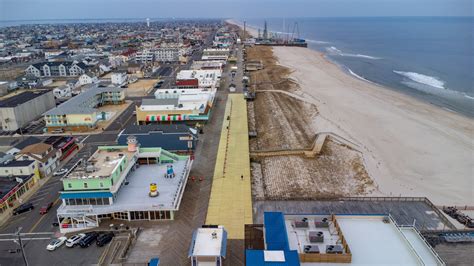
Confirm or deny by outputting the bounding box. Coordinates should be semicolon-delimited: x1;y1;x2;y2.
58;159;191;214
0;90;50;108
0;175;34;199
66;149;133;179
120;124;192;135
294;215;444;266
44;85;124;115
0;160;35;167
191;228;225;257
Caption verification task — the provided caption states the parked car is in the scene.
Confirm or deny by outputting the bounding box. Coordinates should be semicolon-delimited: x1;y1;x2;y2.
79;232;99;248
96;232;114;247
66;233;86;247
12;203;34;215
53;168;68;176
46;237;67;251
39;202;54;214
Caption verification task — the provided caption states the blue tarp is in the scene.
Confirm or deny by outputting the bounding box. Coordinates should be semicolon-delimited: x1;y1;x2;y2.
245;250;300;266
264;212;290;251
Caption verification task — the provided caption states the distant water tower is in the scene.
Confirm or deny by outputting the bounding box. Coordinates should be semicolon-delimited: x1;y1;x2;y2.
146;18;150;27
127;135;138;152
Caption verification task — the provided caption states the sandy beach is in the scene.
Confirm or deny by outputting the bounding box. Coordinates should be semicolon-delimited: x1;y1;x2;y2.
275;46;473;205
228;20;474;205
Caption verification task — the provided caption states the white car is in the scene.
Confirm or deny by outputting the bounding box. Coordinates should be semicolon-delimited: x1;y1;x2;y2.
46;237;67;251
53;168;68;176
65;233;86;248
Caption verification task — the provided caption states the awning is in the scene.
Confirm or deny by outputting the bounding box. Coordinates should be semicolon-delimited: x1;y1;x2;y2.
146;115;188;122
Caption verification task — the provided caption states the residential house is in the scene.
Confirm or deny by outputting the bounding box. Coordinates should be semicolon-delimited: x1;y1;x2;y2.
17;143;60;177
25;61;88;77
78;73;98;86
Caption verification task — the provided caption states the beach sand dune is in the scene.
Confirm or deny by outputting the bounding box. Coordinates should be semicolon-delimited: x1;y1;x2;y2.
273;46;473;205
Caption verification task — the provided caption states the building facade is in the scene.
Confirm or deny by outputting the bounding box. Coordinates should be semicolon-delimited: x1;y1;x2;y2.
18;143;60;178
0;90;56;131
44;85;125;132
136;88;216;124
56;143;193;233
25;61;88;77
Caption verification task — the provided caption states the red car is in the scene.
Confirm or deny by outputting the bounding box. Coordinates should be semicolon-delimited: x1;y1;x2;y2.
39;202;54;215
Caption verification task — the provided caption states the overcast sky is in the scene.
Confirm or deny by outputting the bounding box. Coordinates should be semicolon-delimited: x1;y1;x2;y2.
0;0;472;21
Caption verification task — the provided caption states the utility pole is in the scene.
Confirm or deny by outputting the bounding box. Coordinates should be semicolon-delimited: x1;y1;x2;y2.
0;229;52;266
16;227;28;266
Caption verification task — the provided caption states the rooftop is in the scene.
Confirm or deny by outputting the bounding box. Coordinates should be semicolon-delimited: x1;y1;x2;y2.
0;90;51;108
284;214;444;266
120;124;193;135
190;227;227;257
0;160;35;168
59;158;191;214
66;149;134;179
44;85;124;115
0;175;34;200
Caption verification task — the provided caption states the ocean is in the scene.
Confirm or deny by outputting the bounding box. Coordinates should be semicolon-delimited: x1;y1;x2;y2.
242;17;474;117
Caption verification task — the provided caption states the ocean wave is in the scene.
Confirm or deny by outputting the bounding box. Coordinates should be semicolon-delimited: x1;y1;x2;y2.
306;39;330;44
393;70;445;89
325;46;381;60
348;69;373;83
463;94;474;100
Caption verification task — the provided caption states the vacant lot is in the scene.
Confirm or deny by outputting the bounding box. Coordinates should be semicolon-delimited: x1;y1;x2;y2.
126;79;158;96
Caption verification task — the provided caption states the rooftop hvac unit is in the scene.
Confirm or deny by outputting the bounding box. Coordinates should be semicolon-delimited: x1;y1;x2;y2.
309;231;324;243
326;245;343;254
315;217;329;228
86;165;96;173
294;220;309;228
303;245;320;254
383;216;390;223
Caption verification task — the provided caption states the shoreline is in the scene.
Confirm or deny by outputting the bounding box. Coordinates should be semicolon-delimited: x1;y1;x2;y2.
227;19;474;205
227;19;474;119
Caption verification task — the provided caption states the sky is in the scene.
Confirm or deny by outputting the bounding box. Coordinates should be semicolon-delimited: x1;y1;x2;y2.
0;0;472;21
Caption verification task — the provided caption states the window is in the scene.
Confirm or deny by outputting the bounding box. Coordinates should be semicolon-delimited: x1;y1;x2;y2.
68;183;72;189
83;183;88;188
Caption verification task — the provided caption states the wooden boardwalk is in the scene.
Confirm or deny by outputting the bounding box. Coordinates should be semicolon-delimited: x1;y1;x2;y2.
206;94;253;239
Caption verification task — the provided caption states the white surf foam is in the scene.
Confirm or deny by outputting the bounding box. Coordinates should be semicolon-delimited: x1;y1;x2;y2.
306;39;330;44
325;46;380;59
348;68;377;85
463;94;474;100
394;70;445;89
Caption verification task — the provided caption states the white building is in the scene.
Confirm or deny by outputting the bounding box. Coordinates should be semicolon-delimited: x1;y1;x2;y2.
189;226;228;266
134;50;154;63
111;72;128;86
154;44;191;62
78;73;98;86
176;70;222;89
53;85;73;99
